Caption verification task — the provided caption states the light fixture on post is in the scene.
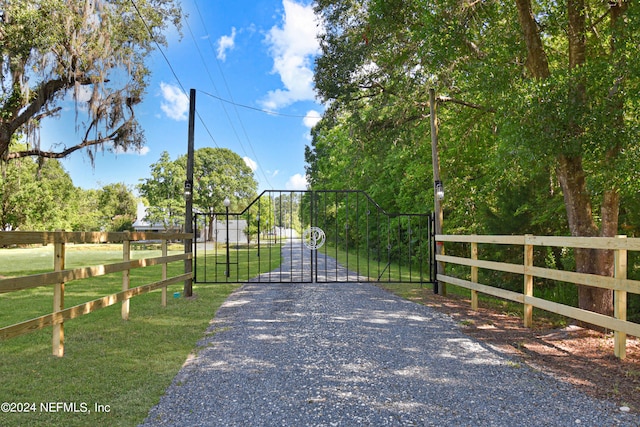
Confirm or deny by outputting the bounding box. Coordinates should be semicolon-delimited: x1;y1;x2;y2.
184;180;193;201
435;180;444;201
224;197;231;278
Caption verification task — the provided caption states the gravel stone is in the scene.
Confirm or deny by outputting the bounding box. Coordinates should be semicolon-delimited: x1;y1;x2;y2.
140;241;639;426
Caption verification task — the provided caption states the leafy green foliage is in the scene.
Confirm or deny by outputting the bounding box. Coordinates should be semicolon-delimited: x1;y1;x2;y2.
310;0;640;314
138;148;258;232
310;0;640;236
0;146;136;231
137;151;185;230
0;0;182;161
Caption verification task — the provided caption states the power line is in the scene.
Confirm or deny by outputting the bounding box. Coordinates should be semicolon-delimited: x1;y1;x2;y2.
129;0;322;189
128;0;187;97
197;90;322;119
190;0;275;189
183;12;272;188
130;0;226;157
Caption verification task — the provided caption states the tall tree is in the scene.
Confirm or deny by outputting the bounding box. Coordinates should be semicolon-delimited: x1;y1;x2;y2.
138;148;258;236
312;0;640;317
180;147;258;241
245;195;275;245
0;152;78;230
0;0;182;161
72;188;102;231
184;147;257;214
137;151;185;230
98;183;137;231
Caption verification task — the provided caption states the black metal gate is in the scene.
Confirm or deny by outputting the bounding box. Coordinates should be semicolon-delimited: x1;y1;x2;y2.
194;190;434;284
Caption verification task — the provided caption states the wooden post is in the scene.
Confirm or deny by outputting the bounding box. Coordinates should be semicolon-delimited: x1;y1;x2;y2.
430;88;445;296
471;240;478;310
614;235;627;359
52;236;65;357
161;239;168;307
523;235;534;328
184;88;196;297
122;235;131;321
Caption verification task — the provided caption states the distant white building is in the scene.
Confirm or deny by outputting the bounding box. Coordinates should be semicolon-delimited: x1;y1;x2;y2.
133;201;300;243
132;202;180;233
209;219;248;244
132;202;162;232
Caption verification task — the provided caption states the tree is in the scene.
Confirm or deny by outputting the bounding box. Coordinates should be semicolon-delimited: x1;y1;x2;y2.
137;151;185;230
72;188;102;231
0;0;182;161
245;195;275;245
181;147;258;240
312;0;640;317
98;183;137;231
509;0;639;318
185;147;257;212
274;192;303;235
138;148;258;236
0;151;78;230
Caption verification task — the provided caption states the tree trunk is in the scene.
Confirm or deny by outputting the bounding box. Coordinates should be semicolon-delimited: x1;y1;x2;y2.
516;0;616;320
208;215;216;242
564;0;614;319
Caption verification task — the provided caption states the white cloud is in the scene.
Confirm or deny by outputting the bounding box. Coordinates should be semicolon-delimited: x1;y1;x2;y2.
285;173;308;190
261;0;322;110
72;85;94;103
114;145;150;156
303;110;322;128
217;27;237;61
160;82;189;121
243;156;258;171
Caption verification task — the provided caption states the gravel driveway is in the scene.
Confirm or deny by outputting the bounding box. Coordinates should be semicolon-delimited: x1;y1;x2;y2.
140;242;638;426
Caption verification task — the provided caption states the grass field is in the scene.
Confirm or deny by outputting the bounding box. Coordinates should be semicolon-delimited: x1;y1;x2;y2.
0;244;279;427
319;242;432;284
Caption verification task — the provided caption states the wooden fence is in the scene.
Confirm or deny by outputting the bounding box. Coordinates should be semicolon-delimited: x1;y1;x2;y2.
436;234;640;359
0;231;192;357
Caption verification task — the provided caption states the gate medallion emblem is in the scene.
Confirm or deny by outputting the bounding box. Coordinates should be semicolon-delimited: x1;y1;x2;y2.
303;227;326;250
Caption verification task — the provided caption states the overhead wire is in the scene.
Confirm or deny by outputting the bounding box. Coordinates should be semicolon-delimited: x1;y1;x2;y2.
128;0;187;96
197;90;321;119
183;10;272;188
129;0;321;189
129;0;221;149
190;0;275;189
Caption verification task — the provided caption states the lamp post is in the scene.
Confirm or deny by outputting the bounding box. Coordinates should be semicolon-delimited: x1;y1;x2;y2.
224;197;230;278
430;88;445;295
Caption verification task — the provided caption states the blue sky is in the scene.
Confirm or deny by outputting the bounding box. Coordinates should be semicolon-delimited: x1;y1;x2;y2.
47;0;324;193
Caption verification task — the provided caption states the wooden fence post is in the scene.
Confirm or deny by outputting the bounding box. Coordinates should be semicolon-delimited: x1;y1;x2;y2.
471;239;478;310
52;235;65;357
122;234;131;321
162;239;168;307
614;235;628;359
523;235;534;328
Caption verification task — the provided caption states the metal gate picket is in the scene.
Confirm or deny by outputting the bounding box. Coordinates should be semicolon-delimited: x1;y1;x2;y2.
193;190;434;285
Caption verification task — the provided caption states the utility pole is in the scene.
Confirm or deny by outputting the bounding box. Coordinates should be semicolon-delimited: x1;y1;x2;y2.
430;88;445;295
184;88;195;297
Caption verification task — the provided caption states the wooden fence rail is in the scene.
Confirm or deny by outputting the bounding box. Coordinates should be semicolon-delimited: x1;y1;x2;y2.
0;231;192;357
436;234;640;359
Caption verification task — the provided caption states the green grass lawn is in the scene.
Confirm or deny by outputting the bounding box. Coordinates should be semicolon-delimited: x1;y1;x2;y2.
319;242;432;284
0;244;278;427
